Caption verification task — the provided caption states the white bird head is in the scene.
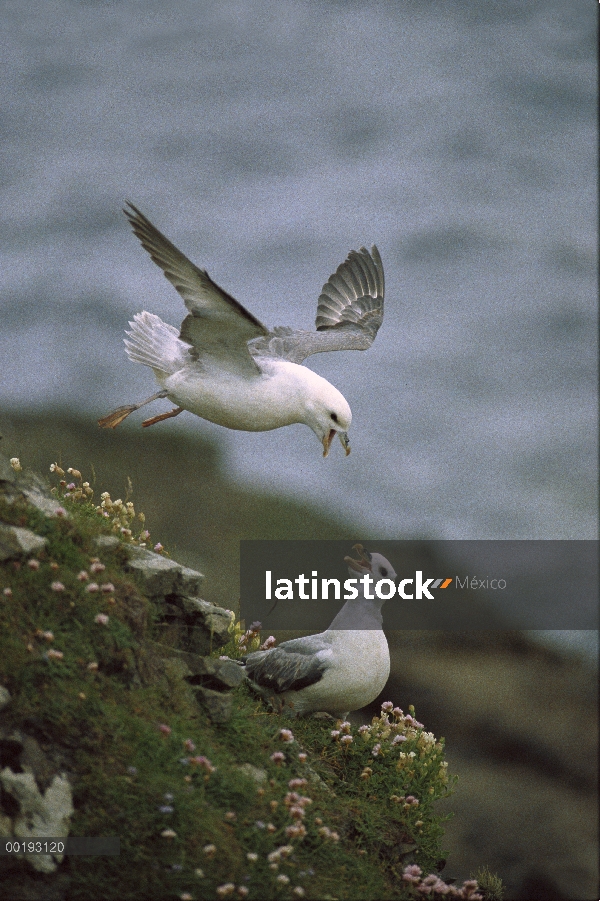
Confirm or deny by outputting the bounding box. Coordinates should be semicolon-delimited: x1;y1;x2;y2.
299;372;352;457
344;544;398;583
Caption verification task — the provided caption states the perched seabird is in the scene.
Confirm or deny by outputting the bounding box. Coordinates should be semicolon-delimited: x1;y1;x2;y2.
98;203;384;456
239;546;396;717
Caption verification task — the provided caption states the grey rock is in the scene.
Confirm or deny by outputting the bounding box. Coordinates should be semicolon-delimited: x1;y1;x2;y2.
189;656;245;689
125;546;204;599
193;686;233;723
125;546;184;596
236;763;268;784
22;488;69;519
0;769;74;873
156;648;244;689
178;597;232;653
143;644;243;692
0;525;47;561
179;565;204;596
0;730;57;793
0;455;18;484
0;686;11;712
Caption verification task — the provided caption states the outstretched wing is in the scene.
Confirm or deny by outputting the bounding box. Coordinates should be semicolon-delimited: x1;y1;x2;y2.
243;637;331;694
250;245;384;365
124;203;268;374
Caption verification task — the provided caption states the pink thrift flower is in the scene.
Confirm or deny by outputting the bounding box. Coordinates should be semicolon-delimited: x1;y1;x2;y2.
90;562;105;574
86;583;99;593
183;739;196;752
101;583;115;593
158;723;172;735
154;543;164;553
87;661;99;671
279;729;294;742
3;587;13;597
47;649;64;660
259;635;277;650
270;752;285;765
51;581;65;592
28;559;40;570
94;613;109;625
77;571;89;581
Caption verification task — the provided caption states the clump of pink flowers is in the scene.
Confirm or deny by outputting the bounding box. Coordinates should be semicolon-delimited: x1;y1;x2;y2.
402;865;482;899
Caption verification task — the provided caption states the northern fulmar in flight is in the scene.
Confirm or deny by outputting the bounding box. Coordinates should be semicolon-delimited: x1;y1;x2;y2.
99;203;384;456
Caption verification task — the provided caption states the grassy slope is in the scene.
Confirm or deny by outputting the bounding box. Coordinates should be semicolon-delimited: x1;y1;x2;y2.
0;457;456;901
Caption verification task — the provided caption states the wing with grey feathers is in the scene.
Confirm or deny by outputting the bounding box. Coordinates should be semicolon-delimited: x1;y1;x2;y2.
250;245;384;365
124;203;268;376
242;635;332;694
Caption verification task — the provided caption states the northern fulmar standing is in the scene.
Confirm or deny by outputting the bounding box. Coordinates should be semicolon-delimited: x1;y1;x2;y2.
239;545;396;717
98;204;385;456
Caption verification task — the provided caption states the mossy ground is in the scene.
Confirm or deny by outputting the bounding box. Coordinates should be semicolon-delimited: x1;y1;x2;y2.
0;475;460;900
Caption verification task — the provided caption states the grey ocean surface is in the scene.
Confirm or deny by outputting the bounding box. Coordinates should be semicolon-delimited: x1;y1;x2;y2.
1;3;597;651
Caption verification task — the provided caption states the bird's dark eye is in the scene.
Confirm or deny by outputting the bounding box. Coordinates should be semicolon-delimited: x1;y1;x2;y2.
380;567;388;577
330;412;339;423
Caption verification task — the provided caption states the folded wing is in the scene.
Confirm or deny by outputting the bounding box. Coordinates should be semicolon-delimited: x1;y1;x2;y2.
243;636;331;694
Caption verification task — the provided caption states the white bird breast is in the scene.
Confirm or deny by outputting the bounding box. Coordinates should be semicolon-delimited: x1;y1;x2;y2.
283;630;390;716
160;359;340;432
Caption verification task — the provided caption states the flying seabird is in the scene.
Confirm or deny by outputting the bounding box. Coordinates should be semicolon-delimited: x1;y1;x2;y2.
239;545;396;717
98;204;384;456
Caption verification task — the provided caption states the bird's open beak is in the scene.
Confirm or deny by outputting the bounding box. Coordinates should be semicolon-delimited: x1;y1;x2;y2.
339;431;351;456
344;543;372;573
322;430;351;457
322;429;335;457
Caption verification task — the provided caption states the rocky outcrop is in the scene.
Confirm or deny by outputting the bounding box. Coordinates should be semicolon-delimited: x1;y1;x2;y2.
0;525;47;562
0;454;241;896
0;458;238;720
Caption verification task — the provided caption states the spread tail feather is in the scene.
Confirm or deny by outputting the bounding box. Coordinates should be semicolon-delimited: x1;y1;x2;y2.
124;311;187;377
